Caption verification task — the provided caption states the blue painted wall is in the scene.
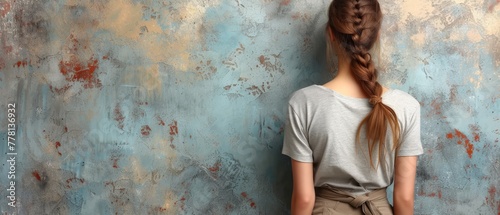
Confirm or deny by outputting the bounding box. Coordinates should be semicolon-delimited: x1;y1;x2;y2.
0;0;499;214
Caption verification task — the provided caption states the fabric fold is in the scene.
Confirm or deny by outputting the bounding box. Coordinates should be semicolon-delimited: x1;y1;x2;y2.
315;185;389;215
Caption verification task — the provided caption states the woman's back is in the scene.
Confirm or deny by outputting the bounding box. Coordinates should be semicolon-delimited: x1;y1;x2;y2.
283;85;422;195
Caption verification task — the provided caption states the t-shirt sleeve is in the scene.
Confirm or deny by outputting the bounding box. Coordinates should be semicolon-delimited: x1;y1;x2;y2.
398;104;424;156
282;104;313;162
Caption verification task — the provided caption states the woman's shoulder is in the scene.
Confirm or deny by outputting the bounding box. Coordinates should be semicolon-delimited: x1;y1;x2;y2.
288;85;326;105
385;89;421;111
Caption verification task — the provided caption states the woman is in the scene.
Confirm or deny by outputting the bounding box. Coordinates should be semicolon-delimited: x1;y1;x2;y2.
282;0;423;214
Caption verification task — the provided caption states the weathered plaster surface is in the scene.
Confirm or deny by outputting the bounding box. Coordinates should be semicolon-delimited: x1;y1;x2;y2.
0;0;499;214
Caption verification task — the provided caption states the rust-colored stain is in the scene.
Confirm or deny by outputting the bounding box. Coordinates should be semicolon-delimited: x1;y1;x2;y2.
430;98;443;116
174;196;186;211
208;161;221;173
66;177;85;188
0;2;10;18
13;60;28;68
141;125;151;136
488;185;496;198
157;116;165;126
49;84;71;95
256;53;284;74
32;170;42;181
447;129;475;158
474;133;480;142
240;192;257;208
154;206;167;212
470;124;481;142
58;34;101;88
418;189;442;199
112;158;119;169
225;203;234;211
55;141;62;156
114;104;125;130
169;120;178;135
486;185;498;212
59;55;101;88
488;0;500;12
280;0;291;6
258;55;266;65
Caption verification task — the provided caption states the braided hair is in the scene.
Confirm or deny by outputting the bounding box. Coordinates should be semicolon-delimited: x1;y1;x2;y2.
327;0;400;168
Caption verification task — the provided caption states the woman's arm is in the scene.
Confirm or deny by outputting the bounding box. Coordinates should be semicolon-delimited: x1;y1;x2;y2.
393;156;418;215
291;159;315;215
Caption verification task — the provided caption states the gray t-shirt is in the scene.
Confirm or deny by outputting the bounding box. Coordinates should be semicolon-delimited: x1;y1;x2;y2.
282;85;423;195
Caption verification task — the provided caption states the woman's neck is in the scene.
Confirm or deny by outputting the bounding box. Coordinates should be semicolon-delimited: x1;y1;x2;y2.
323;58;367;98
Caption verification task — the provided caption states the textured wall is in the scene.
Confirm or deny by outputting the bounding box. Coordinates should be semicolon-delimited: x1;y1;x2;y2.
0;0;499;214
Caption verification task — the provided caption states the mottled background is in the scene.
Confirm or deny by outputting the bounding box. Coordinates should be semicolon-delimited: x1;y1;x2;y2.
0;0;498;214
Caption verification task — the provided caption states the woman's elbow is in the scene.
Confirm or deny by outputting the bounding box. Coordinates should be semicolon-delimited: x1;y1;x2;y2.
292;192;315;213
394;197;414;207
393;195;415;214
294;195;315;206
394;192;414;204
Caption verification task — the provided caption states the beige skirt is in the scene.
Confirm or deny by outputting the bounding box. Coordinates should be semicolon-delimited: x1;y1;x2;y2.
312;186;393;215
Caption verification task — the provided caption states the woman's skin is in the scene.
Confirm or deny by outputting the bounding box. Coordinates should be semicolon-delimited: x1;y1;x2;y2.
291;160;315;214
289;27;418;215
393;156;418;215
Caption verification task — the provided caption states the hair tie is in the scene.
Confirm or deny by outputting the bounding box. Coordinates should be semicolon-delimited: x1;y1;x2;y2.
369;95;382;106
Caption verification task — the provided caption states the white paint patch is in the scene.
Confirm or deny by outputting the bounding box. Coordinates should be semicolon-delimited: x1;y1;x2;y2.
469;70;483;89
482;12;500;36
411;32;426;47
399;0;435;22
466;29;482;43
